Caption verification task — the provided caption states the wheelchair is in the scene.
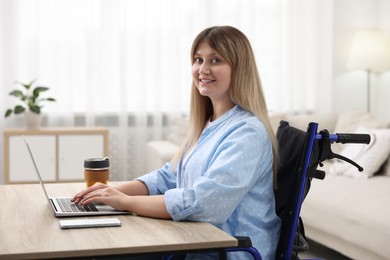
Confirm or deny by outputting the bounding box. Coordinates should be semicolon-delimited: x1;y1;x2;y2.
165;120;370;260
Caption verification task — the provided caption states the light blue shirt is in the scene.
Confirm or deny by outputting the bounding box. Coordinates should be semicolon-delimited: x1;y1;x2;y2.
137;105;280;260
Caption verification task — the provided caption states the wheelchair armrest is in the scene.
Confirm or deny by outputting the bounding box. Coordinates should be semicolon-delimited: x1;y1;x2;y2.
235;236;253;247
235;236;252;247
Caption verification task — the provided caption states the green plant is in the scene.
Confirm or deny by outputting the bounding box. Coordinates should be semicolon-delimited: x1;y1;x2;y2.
4;79;56;118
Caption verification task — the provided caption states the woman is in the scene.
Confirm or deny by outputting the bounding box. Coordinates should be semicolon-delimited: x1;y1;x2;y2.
73;25;280;259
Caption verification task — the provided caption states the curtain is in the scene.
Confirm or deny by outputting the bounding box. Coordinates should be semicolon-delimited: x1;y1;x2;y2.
0;0;333;181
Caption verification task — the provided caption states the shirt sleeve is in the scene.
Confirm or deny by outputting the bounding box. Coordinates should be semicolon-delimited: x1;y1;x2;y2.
136;162;177;195
165;120;273;224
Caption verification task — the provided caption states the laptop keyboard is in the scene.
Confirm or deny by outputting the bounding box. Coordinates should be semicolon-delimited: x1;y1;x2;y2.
56;198;98;213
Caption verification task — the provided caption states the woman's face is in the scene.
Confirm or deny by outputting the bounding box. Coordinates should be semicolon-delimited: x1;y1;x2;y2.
192;42;232;103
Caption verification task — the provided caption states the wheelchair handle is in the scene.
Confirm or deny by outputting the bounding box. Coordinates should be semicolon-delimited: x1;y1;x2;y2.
334;133;371;144
316;133;371;144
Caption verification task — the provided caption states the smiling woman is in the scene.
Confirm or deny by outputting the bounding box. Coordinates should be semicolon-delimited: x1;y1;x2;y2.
0;0;330;182
72;25;281;260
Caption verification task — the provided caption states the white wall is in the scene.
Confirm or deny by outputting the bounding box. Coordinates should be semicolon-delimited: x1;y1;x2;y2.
333;0;390;121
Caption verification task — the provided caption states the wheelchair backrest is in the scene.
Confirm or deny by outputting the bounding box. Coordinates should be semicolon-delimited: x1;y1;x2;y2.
274;121;320;259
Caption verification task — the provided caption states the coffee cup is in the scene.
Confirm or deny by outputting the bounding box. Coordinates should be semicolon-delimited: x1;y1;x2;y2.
84;157;110;187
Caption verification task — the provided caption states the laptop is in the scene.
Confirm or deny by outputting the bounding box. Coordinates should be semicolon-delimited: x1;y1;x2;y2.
23;136;130;217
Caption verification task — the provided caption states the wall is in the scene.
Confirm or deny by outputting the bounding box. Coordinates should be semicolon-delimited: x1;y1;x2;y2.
377;0;390;121
333;0;390;122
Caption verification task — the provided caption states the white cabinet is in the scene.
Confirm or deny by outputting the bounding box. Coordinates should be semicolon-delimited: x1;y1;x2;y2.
3;128;109;184
9;135;56;182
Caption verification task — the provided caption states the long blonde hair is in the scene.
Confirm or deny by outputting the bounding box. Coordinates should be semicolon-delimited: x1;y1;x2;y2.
172;26;278;186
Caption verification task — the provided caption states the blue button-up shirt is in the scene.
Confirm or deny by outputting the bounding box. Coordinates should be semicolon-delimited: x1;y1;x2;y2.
137;105;280;259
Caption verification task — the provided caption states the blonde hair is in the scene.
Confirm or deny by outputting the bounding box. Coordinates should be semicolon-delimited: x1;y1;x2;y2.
172;26;278;186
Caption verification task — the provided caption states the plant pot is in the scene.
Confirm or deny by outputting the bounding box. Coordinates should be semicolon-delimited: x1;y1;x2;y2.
24;111;43;130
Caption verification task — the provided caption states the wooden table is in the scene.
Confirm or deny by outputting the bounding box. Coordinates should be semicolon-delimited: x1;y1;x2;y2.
0;183;237;259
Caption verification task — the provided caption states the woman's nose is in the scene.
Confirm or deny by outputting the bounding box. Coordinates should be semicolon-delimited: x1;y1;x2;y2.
199;62;211;75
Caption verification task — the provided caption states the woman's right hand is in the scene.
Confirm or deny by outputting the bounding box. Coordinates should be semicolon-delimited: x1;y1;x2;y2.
71;182;109;205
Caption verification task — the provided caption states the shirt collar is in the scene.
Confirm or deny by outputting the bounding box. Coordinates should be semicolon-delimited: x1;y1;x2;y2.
206;105;241;128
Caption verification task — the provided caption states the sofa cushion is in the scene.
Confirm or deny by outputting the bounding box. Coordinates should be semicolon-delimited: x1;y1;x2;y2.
332;110;389;154
269;112;338;134
301;175;390;260
286;112;338;132
333;110;389;133
330;127;390;178
145;140;179;172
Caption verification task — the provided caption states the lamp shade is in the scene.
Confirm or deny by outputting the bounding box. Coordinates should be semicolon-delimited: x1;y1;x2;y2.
347;29;390;71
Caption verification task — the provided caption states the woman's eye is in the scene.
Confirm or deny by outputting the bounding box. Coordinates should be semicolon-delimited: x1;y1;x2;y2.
211;58;220;64
194;57;203;63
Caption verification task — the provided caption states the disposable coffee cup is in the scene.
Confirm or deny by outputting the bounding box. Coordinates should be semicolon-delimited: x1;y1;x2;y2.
84;157;110;188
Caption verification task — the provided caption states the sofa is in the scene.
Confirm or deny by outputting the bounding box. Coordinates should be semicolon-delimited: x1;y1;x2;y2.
146;110;390;260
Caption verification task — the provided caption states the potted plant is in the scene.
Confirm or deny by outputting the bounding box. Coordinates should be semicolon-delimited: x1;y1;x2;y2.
4;79;56;129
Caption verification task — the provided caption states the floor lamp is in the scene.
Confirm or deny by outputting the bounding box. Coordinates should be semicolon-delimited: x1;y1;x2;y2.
346;29;390;113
